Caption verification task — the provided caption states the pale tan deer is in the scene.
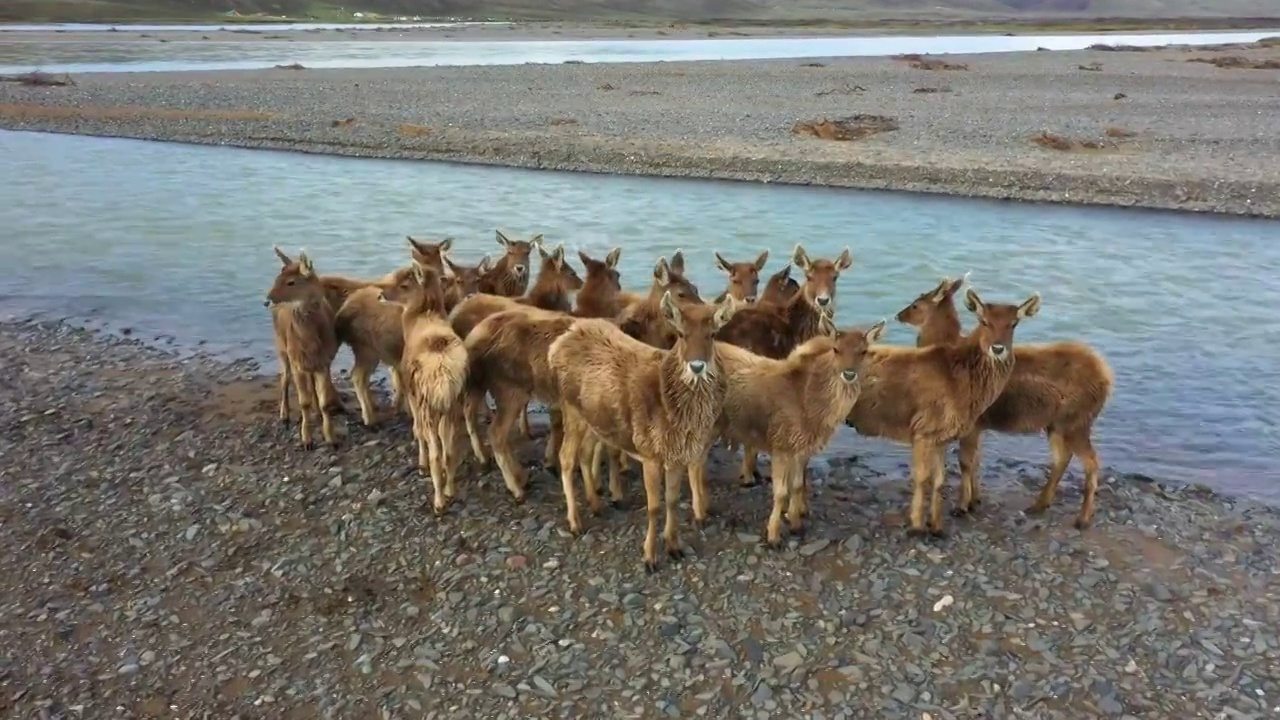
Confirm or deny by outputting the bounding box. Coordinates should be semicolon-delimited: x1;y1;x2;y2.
478;230;542;297
378;264;468;515
549;292;738;573
896;277;1112;528
712;250;770;304
263;250;341;450
846;287;1041;536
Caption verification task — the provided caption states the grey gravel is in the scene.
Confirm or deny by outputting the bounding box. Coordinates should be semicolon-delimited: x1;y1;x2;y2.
2;42;1280;217
2;318;1280;718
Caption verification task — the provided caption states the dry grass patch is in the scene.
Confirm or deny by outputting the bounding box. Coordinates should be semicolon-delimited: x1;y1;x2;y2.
273;63;306;70
1187;55;1280;69
396;124;433;137
894;53;969;71
549;117;579;126
1105;126;1137;138
0;103;272;122
912;86;953;94
330;117;356;129
1;71;75;87
1078;62;1104;71
815;83;866;96
792;115;898;142
597;83;617;91
1087;43;1149;52
799;62;826;68
628;89;661;96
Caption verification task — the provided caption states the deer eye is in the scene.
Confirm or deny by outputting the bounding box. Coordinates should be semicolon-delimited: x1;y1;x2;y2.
285;279;296;286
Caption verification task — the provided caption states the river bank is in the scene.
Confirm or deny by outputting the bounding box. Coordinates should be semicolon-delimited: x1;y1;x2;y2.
3;40;1280;217
1;317;1278;717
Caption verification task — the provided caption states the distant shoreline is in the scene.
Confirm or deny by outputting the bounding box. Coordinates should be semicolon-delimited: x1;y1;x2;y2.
3;44;1280;219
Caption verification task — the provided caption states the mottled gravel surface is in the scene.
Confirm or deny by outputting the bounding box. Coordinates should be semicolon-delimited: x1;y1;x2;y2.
3;42;1280;217
3;318;1280;719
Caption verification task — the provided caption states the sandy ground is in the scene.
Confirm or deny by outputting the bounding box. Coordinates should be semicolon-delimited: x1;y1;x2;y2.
3;39;1280;217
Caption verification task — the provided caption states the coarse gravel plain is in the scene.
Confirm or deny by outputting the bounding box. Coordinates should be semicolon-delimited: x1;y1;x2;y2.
3;40;1280;217
2;318;1280;719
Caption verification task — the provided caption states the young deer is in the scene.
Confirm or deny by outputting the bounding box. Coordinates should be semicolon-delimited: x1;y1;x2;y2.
263;250;341;450
549;293;738;573
333;266;416;427
574;248;625;319
616;251;703;350
406;236;453;274
270;246;364;419
716;244;853;485
846;287;1041;537
712;250;770;304
461;305;578;503
441;255;492;311
478;230;542;297
758;263;801;306
379;264;469;515
713;316;885;545
897;278;1112;528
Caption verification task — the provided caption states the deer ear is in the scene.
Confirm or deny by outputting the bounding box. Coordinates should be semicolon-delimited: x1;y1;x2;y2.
929;278;953;303
964;288;985;315
775;263;792;280
713;252;731;273
865;319;887;344
1018;293;1042;319
835;247;853;271
538;244;551;261
297;252;314;278
477;255;493;273
791;244;811;272
712;295;739;331
669;249;685;274
605;247;621;269
947;272;968;297
659;291;683;332
273;246;291;265
442;257;460;277
653;257;671;285
411;263;427;285
529;234;545;248
439;237;454;254
495;230;511;248
754;250;769;272
551;244;565;266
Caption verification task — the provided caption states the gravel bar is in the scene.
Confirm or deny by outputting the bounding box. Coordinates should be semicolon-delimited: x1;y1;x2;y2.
2;319;1279;718
3;41;1280;218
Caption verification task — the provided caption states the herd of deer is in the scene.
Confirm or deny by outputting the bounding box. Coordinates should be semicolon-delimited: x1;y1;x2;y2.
263;231;1114;572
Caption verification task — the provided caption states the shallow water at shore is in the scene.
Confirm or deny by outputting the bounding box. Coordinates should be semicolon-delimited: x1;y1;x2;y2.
1;129;1277;497
2;28;1277;73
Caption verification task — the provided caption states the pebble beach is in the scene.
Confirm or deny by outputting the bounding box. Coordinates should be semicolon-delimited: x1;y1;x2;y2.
3;37;1280;216
4;19;1280;719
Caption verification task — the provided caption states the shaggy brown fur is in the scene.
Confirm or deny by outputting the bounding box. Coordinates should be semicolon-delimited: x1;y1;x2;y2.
441;255;491;311
896;278;1113;528
380;264;469;515
616;251;704;350
714;317;885;545
715;244;853;485
477;230;542;297
462;305;577;503
574;248;625;319
759;263;801;306
712;250;770;304
264;250;341;450
549;293;738;572
846;288;1041;536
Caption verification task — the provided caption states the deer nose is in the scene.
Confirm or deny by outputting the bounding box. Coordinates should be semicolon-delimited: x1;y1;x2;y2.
513;264;526;275
815;294;831;307
687;360;707;375
990;343;1007;358
840;369;858;383
262;298;272;307
745;295;757;303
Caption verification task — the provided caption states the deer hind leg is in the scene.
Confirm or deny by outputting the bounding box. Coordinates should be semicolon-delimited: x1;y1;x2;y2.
462;387;490;468
556;406;587;535
904;441;932;535
388;364;408;415
764;452;791;548
313;370;338;448
543;405;562;470
955;431;984;517
425;414;449;516
439;406;463;500
488;387;530;504
291;363;316;450
641;458;663;573
1072;431;1101;530
519;403;532;439
320;370;347;417
1026;429;1072;518
739;445;761;487
661;462;685;560
608;448;627;507
926;443;950;537
786;455;809;537
349;351;380;428
276;351;292;425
